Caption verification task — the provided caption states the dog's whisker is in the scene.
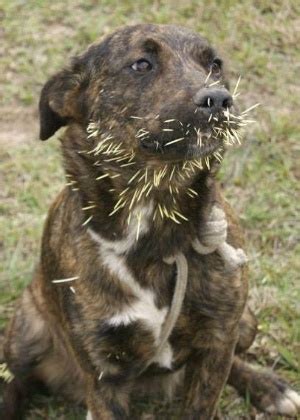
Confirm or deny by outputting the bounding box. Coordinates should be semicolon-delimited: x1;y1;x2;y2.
232;75;241;97
240;119;256;124
115;155;134;163
232;129;241;145
119;187;129;197
96;173;110;181
0;364;14;383
129;189;139;211
232;92;241;99
136;211;142;240
82;215;93;226
52;276;79;283
164;137;184;147
213;152;223;163
66;181;77;186
138;168;148;182
204;69;212;84
241;103;260;115
109;200;127;216
145;184;153;197
173;210;188;221
187;188;198;197
82;205;97;211
120;162;136;167
128;169;142;184
208;80;220;87
205;157;210;170
157;203;164;218
130;115;143;120
136;128;149;138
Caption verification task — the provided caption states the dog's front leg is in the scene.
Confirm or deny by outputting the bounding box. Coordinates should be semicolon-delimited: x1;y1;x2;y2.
181;336;237;419
86;375;131;420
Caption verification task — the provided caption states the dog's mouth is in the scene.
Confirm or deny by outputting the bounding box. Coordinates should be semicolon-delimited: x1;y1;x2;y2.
86;106;249;174
140;129;221;160
137;110;239;163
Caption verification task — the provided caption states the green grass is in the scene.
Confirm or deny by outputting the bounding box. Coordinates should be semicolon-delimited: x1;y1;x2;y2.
1;0;299;418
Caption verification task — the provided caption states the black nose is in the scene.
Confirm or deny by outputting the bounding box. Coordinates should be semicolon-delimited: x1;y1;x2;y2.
193;88;233;113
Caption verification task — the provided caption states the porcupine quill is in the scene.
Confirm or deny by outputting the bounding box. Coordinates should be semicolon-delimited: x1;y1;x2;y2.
79;77;258;240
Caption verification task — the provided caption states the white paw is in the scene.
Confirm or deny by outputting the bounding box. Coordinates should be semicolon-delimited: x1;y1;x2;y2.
86;411;93;420
266;388;300;417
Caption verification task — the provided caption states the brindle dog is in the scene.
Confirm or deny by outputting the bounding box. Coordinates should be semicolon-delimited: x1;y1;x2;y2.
3;24;300;419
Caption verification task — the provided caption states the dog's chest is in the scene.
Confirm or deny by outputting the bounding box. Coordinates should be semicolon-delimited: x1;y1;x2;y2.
88;208;230;373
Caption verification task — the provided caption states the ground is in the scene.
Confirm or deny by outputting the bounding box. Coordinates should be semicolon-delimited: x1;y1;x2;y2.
0;0;299;418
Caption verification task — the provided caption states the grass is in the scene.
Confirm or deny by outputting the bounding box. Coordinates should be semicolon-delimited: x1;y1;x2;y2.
0;0;299;418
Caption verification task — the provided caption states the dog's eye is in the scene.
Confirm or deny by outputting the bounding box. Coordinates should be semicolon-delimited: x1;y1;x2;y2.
211;58;223;75
131;59;152;72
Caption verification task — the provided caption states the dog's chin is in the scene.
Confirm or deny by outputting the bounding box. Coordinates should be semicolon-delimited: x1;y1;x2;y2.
138;133;223;163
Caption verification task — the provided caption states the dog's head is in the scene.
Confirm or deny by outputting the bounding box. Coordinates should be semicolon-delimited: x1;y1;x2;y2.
40;24;238;167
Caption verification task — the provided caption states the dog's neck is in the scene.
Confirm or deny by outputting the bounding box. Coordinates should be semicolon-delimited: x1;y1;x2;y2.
62;126;218;244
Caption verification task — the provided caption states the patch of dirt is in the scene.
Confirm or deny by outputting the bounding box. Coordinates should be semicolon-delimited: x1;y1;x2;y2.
0;105;38;147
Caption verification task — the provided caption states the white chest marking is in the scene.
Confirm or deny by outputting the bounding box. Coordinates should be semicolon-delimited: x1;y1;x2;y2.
89;203;153;255
89;203;170;348
152;342;173;368
102;250;168;343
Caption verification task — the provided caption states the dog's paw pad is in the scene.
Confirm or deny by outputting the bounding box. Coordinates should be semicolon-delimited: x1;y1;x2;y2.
265;388;300;416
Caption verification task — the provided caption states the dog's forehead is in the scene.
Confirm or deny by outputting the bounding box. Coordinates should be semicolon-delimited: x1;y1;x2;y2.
96;24;212;59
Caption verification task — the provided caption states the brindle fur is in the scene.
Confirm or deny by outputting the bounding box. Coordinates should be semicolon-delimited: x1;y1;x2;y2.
3;24;299;419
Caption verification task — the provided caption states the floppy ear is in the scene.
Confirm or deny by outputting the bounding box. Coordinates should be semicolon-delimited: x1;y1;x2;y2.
39;69;83;140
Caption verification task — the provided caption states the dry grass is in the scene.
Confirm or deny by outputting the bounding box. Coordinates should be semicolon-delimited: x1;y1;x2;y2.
0;0;299;418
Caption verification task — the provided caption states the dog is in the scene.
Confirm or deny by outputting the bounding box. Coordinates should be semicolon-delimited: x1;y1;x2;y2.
3;24;300;419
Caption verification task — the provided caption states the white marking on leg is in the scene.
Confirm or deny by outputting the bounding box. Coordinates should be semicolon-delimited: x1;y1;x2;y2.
285;389;300;408
266;388;300;416
86;411;93;420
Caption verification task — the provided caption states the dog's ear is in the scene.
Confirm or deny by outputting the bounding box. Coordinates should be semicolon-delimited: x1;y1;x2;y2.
39;68;84;140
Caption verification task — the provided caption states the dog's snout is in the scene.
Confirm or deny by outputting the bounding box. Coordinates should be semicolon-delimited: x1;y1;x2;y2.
193;88;233;113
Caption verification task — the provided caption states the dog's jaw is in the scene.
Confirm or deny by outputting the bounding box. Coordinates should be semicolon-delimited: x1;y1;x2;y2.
71;120;218;239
